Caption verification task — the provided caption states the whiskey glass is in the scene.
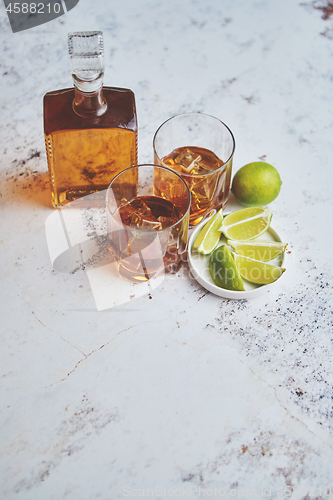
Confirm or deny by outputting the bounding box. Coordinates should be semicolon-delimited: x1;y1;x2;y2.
153;112;235;226
106;164;191;282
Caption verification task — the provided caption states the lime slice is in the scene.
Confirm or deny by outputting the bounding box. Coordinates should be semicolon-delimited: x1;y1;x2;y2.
232;253;285;285
193;209;223;255
219;207;272;240
227;240;287;261
209;245;245;291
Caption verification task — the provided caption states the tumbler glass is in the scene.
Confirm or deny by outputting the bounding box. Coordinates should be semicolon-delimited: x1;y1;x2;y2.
153;112;235;226
106;164;191;282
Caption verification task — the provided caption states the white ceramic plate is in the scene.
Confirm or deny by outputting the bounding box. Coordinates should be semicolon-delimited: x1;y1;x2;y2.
187;216;287;299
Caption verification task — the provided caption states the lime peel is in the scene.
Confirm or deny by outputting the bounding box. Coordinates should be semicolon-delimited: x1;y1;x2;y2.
209;245;245;291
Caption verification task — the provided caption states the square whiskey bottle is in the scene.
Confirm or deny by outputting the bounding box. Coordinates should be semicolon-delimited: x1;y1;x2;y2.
44;31;138;207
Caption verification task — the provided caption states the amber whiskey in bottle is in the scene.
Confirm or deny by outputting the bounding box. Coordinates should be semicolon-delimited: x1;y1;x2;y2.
44;31;138;207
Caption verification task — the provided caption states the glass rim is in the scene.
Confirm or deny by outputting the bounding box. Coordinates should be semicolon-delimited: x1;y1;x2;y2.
153;112;236;177
106;163;192;228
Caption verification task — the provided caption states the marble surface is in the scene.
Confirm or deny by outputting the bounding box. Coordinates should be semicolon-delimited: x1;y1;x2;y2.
1;0;333;498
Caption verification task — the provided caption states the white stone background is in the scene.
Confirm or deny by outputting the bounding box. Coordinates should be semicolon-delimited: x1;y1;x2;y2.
0;0;333;499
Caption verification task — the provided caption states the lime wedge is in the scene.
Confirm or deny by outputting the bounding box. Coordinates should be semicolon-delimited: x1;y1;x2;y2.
232;253;285;285
193;209;223;255
219;207;272;240
227;240;287;261
209;245;245;291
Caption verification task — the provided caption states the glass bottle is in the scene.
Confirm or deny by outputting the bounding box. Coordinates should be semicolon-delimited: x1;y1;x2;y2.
44;31;138;207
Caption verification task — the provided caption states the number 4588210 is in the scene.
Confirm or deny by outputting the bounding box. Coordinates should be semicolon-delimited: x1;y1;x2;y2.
6;3;62;14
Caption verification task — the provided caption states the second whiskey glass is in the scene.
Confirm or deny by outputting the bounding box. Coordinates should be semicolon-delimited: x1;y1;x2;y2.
153;112;235;226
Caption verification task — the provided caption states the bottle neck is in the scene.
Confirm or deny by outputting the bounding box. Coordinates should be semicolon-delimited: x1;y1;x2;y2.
73;86;107;118
72;73;107;118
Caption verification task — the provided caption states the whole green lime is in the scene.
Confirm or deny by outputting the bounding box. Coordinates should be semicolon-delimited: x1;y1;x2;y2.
231;162;282;206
